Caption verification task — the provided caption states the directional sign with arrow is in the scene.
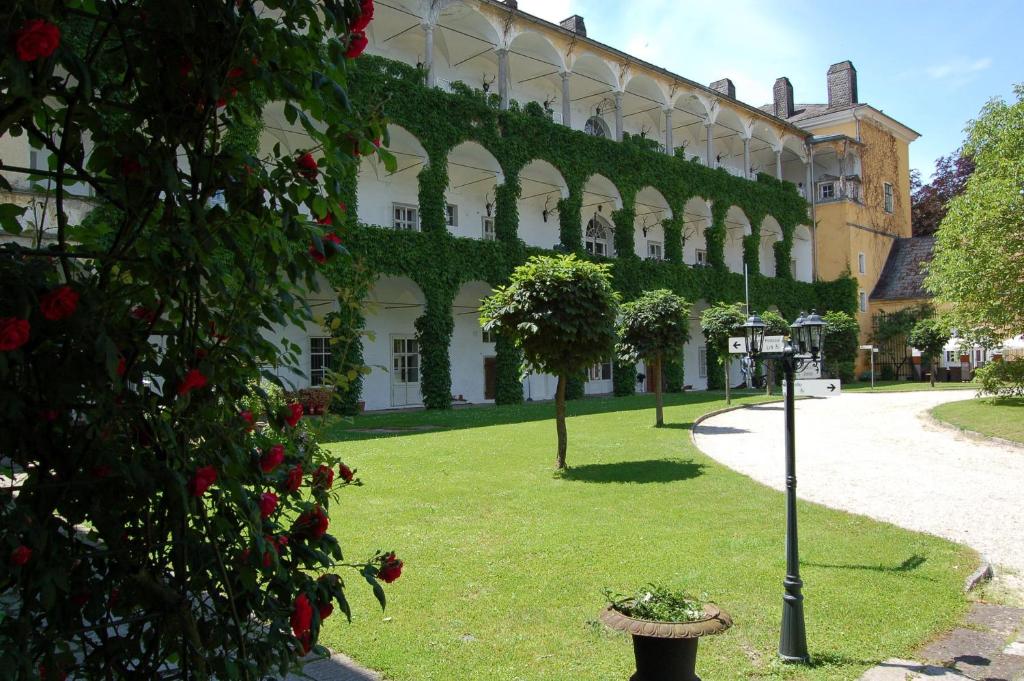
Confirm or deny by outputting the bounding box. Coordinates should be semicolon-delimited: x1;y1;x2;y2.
728;336;747;354
783;378;842;397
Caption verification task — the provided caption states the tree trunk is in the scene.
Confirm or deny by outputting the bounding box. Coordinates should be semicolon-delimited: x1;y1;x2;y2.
766;361;774;396
555;374;567;469
724;358;731;405
930;359;936;387
654;353;664;427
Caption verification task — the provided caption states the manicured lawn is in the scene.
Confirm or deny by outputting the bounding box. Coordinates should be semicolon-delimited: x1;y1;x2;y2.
314;392;975;680
844;380;977;393
931;397;1024;445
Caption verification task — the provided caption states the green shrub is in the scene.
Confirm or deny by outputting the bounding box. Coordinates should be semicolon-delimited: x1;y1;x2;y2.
976;358;1024;398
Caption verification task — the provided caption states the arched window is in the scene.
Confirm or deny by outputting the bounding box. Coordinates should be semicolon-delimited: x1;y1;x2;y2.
585;217;613;256
584;116;611;139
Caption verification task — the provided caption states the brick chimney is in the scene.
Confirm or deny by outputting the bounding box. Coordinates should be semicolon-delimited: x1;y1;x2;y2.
773;77;794;119
827;61;858;109
560;15;586;36
710;78;735;99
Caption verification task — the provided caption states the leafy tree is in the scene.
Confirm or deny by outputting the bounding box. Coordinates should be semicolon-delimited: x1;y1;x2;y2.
926;85;1024;338
700;302;746;405
759;310;789;395
823;311;860;382
480;255;618;469
0;2;398;678
908;317;951;387
975;358;1024;399
911;151;975;236
616;289;692;427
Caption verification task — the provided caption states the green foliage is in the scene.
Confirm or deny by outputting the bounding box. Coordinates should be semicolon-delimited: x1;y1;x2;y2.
823;311;860;382
873;305;932;342
0;2;394;677
700;303;747;362
607;584;708;623
927;84;1024;338
908;317;951;365
975;358;1024;398
616;289;693;364
480;255;619;378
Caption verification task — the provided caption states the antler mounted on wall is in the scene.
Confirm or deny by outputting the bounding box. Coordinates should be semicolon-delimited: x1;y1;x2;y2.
485;190;495;217
542;194;559;223
482;74;496;93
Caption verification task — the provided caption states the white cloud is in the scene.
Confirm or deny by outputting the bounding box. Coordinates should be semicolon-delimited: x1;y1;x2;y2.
925;57;992;81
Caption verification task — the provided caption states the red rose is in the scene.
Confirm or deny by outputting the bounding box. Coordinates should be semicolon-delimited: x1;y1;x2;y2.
39;285;79;321
239;410;255;432
258;492;278;519
120;156;143;178
0;317;30;351
316;212;332;226
339;463;354;483
178;368;208;396
312;464;334;490
189;465;217;497
131;305;158;323
260;444;285;473
226;66;244;80
291;593;314;652
284;402;303;427
296;152;318;181
338;201;347;214
378;552;403;583
284;464;303;493
293;505;329;540
319;601;334;621
39;409;58;422
116;356;127;377
309;232;343;265
14;19;61;62
345;31;368;59
10;545;32;566
351;0;374;32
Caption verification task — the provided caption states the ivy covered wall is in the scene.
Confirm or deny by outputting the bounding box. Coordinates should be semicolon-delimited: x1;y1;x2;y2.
334;56;857;409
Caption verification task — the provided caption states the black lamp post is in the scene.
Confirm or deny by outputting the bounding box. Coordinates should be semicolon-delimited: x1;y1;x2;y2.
742;309;825;664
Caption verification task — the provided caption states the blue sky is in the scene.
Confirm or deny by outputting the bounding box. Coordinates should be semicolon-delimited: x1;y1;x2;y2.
515;0;1023;181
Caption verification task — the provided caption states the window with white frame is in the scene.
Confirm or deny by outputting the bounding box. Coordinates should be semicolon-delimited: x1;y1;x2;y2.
588;359;612;381
445;203;458;228
859;291;868;313
695;249;708;266
392;203;419;231
481;216;496;241
647;240;663;260
482;329;497;344
585;217;612;256
883;183;894;213
818;181;836;201
945;350;956;364
858;252;866;274
698;346;707;378
309;337;331;387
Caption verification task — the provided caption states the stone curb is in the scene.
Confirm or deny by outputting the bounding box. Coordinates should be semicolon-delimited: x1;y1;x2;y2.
922;408;1024;452
688;400;783;447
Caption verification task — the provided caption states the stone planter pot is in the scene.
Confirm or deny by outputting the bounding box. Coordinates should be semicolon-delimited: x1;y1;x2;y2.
600;603;732;681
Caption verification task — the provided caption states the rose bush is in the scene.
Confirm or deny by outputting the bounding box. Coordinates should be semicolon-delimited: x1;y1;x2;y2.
0;1;399;678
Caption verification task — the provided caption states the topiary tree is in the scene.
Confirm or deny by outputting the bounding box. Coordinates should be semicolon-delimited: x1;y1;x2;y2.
823;311;860;382
700;302;747;405
0;2;401;678
616;289;692;427
759;310;789;395
909;317;951;387
480;254;618;469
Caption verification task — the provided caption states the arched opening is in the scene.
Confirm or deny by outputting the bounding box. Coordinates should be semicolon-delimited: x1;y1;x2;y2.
724;206;751;274
362;276;427;410
357;124;429;230
362;0;426;70
567;52;618;135
445;140;504;240
793;224;813;282
434;3;501;92
712;106;748;177
634;186;671;259
749;121;782;179
507;30;565;119
518;159;569;249
581;174;622;255
682;197;710;266
759;216;783;277
670;90;710;163
781;134;809;188
450;280;499;405
622;72;668;142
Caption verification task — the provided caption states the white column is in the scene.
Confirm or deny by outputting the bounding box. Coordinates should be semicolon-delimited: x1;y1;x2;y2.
705;123;715;168
560;71;571;127
614;92;624;142
775;149;783;180
743;137;751;179
664;109;674;155
496;48;509;110
423;23;435;87
804;161;812;200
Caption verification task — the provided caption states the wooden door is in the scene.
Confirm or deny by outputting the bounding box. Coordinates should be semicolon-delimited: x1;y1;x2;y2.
484;357;497;400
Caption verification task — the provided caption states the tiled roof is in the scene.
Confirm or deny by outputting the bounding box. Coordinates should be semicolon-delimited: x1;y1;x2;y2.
757;103;857;124
871;236;936;301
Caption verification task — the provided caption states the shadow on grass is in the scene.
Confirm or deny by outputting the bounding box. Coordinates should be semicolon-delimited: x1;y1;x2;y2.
559;458;705;484
805;554;929;575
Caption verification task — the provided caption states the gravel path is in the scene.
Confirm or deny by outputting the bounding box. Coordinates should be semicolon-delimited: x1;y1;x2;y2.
692;391;1024;576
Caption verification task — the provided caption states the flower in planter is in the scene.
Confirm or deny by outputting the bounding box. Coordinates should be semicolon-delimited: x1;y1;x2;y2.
39;285;79;321
0;317;30;351
189;466;217;497
260;444;285;473
14;19;61;62
378;552;403;583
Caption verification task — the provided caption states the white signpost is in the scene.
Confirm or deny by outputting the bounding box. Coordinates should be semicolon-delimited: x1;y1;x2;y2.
729;335;786;354
783;378;842;397
860;344;879;388
727;336;747;354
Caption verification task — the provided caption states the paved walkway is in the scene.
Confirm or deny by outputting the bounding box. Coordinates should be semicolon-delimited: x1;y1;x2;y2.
693;391;1024;576
284;651;380;681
